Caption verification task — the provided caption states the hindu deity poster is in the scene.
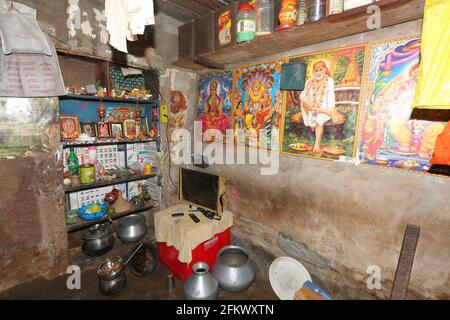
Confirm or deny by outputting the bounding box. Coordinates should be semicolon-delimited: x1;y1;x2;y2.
232;60;284;150
197;71;233;142
281;45;366;159
357;36;446;172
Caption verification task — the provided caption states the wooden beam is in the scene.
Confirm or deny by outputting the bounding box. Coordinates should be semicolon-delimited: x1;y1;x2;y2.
193;0;226;10
166;0;212;16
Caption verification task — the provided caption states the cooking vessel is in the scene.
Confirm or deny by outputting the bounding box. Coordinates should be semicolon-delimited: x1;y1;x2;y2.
212;245;256;292
82;223;115;257
116;214;147;243
97;242;143;295
130;243;159;277
184;262;218;300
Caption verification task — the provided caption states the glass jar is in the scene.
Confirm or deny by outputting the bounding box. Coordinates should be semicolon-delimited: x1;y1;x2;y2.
236;4;256;43
307;0;326;23
329;0;344;15
296;0;307;26
255;0;274;36
278;0;298;29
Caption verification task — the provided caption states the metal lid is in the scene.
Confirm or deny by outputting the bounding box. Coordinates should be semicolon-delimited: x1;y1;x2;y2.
79;164;94;168
82;223;111;240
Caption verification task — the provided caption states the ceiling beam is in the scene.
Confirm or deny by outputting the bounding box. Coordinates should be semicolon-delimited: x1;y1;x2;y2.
166;0;213;16
193;0;227;10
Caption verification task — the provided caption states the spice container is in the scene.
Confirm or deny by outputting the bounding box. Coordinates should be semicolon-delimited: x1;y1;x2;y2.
215;2;238;49
255;0;274;36
277;0;298;31
80;164;96;184
236;4;256;43
307;0;326;22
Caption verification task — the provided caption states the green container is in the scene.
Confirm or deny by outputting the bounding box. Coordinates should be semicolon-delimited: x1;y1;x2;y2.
79;164;96;184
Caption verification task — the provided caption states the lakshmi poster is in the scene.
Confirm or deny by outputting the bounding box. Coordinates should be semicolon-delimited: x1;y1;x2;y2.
357;36;446;172
281;45;366;159
232;60;284;150
197;71;233;142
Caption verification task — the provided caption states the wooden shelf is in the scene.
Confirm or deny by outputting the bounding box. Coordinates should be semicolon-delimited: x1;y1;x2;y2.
61;137;160;148
64;172;159;193
61;94;158;104
67;205;161;233
173;0;424;70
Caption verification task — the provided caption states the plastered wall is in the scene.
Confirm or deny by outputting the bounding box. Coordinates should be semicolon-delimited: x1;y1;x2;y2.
167;19;450;299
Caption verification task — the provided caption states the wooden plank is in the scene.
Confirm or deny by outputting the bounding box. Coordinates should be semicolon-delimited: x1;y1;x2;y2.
390;224;420;300
193;0;226;10
167;0;213;15
174;0;424;69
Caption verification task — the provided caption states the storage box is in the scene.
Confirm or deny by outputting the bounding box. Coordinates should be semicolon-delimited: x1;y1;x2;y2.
194;12;215;55
157;227;231;281
178;20;195;59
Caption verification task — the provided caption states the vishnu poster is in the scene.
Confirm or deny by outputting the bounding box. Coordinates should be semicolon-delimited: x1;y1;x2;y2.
357;36;446;172
281;45;366;159
197;71;233;142
232;60;284;150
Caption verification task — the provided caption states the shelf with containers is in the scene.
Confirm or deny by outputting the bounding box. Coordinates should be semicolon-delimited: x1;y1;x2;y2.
59;94;163;233
174;0;424;70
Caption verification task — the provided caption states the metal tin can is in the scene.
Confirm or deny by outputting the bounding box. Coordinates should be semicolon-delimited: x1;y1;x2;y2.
79;164;96;184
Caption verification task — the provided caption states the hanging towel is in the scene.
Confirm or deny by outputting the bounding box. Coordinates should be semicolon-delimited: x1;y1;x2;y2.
0;2;52;55
412;0;450;110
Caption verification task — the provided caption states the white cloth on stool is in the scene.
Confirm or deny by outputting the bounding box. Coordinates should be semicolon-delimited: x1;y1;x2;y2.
154;204;233;264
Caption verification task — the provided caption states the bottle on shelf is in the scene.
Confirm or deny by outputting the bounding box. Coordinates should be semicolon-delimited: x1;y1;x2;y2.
255;0;275;36
68;147;79;176
236;4;256;43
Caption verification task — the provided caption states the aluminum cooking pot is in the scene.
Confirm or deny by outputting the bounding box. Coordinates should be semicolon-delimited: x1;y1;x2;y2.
212;245;256;292
116;214;147;243
82;223;115;257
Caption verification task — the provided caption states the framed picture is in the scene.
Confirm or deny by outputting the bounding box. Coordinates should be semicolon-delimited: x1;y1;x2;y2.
123;119;138;138
80;122;96;138
109;122;124;139
151;106;159;121
96;122;110;138
280;62;306;91
60;115;80;140
140;117;149;137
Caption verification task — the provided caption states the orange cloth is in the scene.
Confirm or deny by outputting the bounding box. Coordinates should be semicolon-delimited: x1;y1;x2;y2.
430;121;450;165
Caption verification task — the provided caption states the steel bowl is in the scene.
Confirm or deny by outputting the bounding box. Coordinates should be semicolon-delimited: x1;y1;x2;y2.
97;256;125;281
116;214;147;243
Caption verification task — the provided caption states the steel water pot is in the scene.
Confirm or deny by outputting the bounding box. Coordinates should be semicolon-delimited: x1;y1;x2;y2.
184;262;218;300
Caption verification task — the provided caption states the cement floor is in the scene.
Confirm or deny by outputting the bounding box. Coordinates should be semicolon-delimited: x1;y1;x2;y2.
0;239;278;300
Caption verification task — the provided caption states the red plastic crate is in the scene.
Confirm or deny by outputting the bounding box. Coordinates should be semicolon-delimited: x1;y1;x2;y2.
157;228;231;281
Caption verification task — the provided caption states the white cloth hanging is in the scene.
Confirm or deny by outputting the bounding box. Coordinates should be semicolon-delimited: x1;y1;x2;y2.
105;0;155;53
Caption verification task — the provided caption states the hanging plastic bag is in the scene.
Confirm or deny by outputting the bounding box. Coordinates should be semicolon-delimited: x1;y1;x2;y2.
412;0;450;110
0;2;52;55
430;121;450;165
